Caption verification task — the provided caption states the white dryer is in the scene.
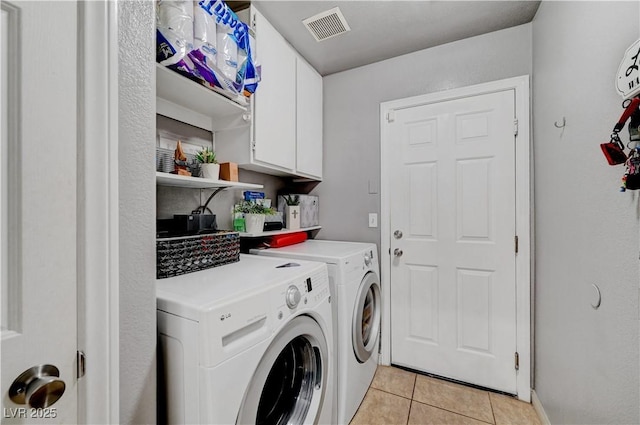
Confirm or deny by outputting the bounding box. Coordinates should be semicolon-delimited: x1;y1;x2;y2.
156;254;334;425
251;240;381;425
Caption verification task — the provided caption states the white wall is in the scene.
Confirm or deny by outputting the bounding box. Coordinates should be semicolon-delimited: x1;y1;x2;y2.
532;2;639;423
320;24;533;249
118;1;157;423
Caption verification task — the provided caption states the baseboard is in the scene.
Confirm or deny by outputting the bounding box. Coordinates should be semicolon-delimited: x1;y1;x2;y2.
531;390;551;425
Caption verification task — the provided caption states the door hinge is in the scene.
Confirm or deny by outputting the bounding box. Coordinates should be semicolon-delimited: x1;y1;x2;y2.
514;119;519;137
514;235;519;254
77;350;86;379
251;140;256;152
386;110;395;123
514;352;520;370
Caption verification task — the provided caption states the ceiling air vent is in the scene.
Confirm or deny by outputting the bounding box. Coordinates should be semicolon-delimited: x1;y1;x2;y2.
303;7;351;42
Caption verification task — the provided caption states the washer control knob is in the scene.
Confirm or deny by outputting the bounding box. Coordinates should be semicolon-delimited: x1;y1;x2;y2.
364;252;372;266
286;285;301;309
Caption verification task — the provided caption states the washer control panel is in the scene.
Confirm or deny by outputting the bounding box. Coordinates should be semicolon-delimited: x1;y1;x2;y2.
277;265;329;316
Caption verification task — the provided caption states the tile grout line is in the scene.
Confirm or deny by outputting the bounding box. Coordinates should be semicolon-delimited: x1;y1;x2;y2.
410;374;417;399
366;383;493;424
407;374;417;425
369;386;493;424
488;392;497;425
410;399;495;425
369;385;414;401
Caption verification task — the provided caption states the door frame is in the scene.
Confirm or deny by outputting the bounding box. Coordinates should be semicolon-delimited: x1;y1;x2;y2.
379;76;531;401
77;1;120;422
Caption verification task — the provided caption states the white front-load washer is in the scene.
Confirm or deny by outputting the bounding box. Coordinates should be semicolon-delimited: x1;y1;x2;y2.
251;240;381;425
156;254;334;425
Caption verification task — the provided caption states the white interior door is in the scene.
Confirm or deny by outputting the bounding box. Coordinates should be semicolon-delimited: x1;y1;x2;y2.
388;89;518;394
1;1;78;422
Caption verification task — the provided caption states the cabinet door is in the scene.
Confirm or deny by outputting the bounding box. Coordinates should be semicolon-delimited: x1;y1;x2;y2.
296;57;323;179
252;9;296;171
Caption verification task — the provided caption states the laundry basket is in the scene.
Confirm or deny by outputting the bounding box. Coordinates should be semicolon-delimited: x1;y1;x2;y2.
156;231;240;279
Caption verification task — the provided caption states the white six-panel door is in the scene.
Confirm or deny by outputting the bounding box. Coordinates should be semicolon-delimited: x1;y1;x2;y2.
387;89;519;394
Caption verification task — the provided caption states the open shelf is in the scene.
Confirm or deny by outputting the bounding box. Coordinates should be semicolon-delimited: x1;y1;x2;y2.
239;226;322;238
156;64;251;131
156;172;263;190
156;64;247;113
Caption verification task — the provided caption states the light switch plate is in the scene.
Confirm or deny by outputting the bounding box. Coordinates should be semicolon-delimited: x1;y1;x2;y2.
368;213;378;228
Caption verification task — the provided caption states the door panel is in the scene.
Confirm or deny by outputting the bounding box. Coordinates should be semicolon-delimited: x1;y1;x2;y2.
296;57;323;179
1;1;78;422
252;9;296;171
407;265;438;343
389;90;517;393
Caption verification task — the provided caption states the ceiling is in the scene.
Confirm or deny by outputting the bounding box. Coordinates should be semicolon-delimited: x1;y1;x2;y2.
246;1;541;76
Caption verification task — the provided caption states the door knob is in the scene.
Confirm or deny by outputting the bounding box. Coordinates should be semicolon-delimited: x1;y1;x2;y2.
393;248;403;257
393;230;403;239
9;365;66;408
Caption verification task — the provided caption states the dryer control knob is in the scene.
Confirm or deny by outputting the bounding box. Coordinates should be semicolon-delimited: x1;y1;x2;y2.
286;285;301;309
364;252;372;266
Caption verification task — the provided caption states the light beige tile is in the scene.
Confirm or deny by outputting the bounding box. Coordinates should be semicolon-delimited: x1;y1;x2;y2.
413;375;494;424
489;393;542;425
370;366;417;399
350;388;411;425
409;401;493;425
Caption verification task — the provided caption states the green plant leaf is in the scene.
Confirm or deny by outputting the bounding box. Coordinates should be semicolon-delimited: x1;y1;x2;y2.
195;146;218;163
283;194;300;206
233;200;275;215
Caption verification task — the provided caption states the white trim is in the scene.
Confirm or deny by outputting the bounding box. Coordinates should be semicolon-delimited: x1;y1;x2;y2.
1;1;21;333
379;76;532;401
379;102;392;368
77;1;119;423
532;390;552;425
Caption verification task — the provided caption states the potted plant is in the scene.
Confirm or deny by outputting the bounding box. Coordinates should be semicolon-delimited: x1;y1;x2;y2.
282;194;301;230
196;146;219;180
233;201;275;234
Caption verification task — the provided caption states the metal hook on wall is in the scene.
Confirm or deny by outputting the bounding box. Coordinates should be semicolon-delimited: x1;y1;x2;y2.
554;117;566;129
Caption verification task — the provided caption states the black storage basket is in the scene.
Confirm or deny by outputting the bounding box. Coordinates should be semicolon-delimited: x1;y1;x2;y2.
156;231;240;279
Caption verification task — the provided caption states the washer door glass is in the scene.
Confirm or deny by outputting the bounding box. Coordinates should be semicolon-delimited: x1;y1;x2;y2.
352;272;381;363
237;315;328;425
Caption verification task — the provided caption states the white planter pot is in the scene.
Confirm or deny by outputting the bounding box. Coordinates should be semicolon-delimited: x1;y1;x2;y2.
244;213;266;234
285;205;301;230
200;163;220;180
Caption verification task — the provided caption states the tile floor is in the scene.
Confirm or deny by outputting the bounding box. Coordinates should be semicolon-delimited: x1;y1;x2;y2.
350;366;542;425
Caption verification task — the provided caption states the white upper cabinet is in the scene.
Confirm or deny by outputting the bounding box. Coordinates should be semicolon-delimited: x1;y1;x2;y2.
296;57;323;180
252;8;297;171
216;7;323;180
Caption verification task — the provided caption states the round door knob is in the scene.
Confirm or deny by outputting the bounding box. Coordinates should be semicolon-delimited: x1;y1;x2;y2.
394;230;403;239
393;248;403;257
286;285;301;309
9;365;66;408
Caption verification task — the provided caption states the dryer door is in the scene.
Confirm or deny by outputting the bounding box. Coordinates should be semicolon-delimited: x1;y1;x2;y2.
237;315;329;425
352;272;382;363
